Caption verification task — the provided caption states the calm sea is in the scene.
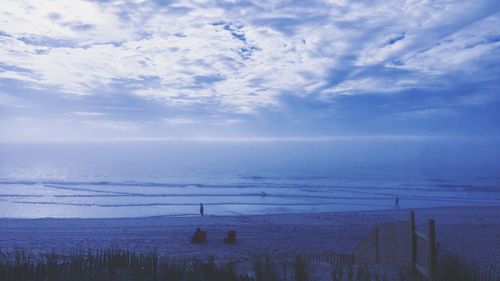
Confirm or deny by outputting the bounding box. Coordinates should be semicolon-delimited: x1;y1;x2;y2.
1;139;499;218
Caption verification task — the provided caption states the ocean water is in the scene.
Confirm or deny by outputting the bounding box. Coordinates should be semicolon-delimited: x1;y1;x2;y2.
0;139;499;218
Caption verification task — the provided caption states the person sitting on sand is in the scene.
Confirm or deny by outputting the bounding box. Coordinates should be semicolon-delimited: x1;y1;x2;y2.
200;203;204;217
192;228;207;243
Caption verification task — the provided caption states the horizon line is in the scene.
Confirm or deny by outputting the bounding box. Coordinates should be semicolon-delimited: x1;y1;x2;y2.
1;135;498;144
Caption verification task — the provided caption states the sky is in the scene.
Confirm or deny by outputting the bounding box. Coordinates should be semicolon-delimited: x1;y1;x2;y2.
0;0;499;142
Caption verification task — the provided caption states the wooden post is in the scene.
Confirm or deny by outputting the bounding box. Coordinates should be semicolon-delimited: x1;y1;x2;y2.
375;227;379;264
428;219;437;281
283;262;287;281
409;210;416;274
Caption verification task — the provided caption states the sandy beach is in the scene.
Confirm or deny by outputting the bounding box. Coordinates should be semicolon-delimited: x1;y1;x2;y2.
1;206;499;268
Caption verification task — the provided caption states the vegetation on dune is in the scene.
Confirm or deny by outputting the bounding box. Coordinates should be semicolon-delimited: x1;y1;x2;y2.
436;248;499;281
0;249;378;281
0;248;497;281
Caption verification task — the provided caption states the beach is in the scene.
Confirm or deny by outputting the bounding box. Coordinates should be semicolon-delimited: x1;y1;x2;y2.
1;206;499;268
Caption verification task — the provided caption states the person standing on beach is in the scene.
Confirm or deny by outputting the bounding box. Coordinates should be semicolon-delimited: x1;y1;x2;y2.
200;203;204;217
395;197;400;209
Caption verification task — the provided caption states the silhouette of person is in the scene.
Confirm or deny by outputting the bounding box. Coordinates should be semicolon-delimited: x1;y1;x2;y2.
200;203;204;217
395;197;400;209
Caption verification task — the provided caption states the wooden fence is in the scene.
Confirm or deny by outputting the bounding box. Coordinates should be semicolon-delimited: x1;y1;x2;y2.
250;251;355;281
0;249;356;281
353;210;437;281
269;251;354;266
436;246;499;281
410;211;437;281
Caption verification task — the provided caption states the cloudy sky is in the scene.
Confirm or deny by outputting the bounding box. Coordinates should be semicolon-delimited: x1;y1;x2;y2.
0;0;499;142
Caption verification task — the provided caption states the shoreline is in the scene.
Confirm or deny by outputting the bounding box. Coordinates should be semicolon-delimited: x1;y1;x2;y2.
1;206;499;267
1;204;497;220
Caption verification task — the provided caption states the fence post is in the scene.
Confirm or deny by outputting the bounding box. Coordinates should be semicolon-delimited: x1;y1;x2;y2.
428;219;437;281
375;227;379;264
409;210;416;275
283;262;287;281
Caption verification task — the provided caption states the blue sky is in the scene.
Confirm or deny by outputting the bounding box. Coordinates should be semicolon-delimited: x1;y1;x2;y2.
0;0;499;142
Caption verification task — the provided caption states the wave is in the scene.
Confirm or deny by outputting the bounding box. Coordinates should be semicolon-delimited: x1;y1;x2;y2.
239;175;329;181
10;200;387;208
0;181;498;203
1;179;498;192
0;180;301;189
41;194;500;203
1;178;499;219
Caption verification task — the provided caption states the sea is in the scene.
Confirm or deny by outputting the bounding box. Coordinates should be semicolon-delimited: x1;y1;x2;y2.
1;138;499;218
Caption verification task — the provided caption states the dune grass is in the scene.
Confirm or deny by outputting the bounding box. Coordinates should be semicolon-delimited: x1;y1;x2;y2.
0;248;497;281
0;249;393;281
437;248;499;281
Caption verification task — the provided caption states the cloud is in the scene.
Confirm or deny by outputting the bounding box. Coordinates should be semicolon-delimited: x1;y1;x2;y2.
71;111;106;116
0;5;322;110
163;118;199;125
390;12;500;75
0;0;499;142
162;116;246;126
321;77;419;97
0;0;132;45
392;108;456;119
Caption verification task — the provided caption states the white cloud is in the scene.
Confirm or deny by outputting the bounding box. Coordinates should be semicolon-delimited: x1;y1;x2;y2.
0;0;132;44
72;111;106;116
0;0;498;113
392;108;456;119
392;13;500;75
163;118;199;125
321;77;419;97
162;116;247;126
